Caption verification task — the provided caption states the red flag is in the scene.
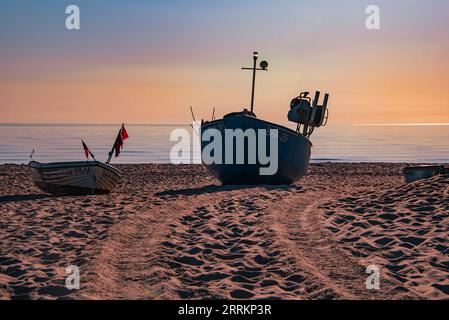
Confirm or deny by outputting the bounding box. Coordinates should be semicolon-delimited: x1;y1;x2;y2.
111;125;128;158
82;140;96;160
121;126;129;140
114;134;123;157
81;140;89;159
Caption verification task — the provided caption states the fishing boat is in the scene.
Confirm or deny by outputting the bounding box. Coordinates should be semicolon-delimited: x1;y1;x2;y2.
29;160;122;195
29;124;128;195
200;52;329;185
403;165;446;183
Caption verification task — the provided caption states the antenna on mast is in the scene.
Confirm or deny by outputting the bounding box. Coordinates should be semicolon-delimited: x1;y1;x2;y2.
242;52;268;114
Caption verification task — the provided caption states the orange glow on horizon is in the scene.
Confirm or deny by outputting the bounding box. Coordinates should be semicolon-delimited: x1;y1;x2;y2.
1;52;448;125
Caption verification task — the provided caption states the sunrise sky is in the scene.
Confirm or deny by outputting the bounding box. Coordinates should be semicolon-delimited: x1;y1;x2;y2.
0;0;448;124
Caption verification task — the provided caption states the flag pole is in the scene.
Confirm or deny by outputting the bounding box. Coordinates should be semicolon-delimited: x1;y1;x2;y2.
89;147;96;161
107;123;124;164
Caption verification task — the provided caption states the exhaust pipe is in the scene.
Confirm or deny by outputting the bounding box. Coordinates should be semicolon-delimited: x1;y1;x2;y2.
322;93;329;108
312;91;320;107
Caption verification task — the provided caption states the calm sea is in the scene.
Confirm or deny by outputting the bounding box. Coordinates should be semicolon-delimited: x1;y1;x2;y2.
0;123;448;164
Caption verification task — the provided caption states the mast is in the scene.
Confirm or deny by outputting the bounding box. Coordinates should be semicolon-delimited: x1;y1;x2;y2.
250;52;257;113
242;52;268;114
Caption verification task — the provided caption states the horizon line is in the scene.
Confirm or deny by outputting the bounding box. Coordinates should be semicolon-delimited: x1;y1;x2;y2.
353;123;449;126
0;122;191;126
1;122;449;126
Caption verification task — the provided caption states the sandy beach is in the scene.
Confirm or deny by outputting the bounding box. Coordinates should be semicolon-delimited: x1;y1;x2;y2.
0;163;448;300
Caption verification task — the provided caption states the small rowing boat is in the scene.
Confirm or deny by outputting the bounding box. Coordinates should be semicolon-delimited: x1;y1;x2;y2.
29;160;122;195
29;124;128;195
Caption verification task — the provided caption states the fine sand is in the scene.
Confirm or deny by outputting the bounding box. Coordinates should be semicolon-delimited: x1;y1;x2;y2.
0;163;448;300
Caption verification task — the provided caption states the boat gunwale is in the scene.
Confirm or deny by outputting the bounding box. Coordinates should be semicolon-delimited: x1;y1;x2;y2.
201;114;312;146
28;161;122;177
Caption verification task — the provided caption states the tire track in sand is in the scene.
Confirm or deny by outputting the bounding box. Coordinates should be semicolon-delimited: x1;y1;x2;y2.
78;184;418;299
155;189;334;299
273;191;419;299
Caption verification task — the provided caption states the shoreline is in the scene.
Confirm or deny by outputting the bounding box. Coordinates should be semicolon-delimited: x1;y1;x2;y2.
0;163;448;299
2;161;449;165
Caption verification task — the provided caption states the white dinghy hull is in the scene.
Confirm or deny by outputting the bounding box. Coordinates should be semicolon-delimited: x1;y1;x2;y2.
29;161;122;195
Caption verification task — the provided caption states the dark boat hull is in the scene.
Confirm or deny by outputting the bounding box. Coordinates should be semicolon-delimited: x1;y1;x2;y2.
201;113;311;185
403;165;445;183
